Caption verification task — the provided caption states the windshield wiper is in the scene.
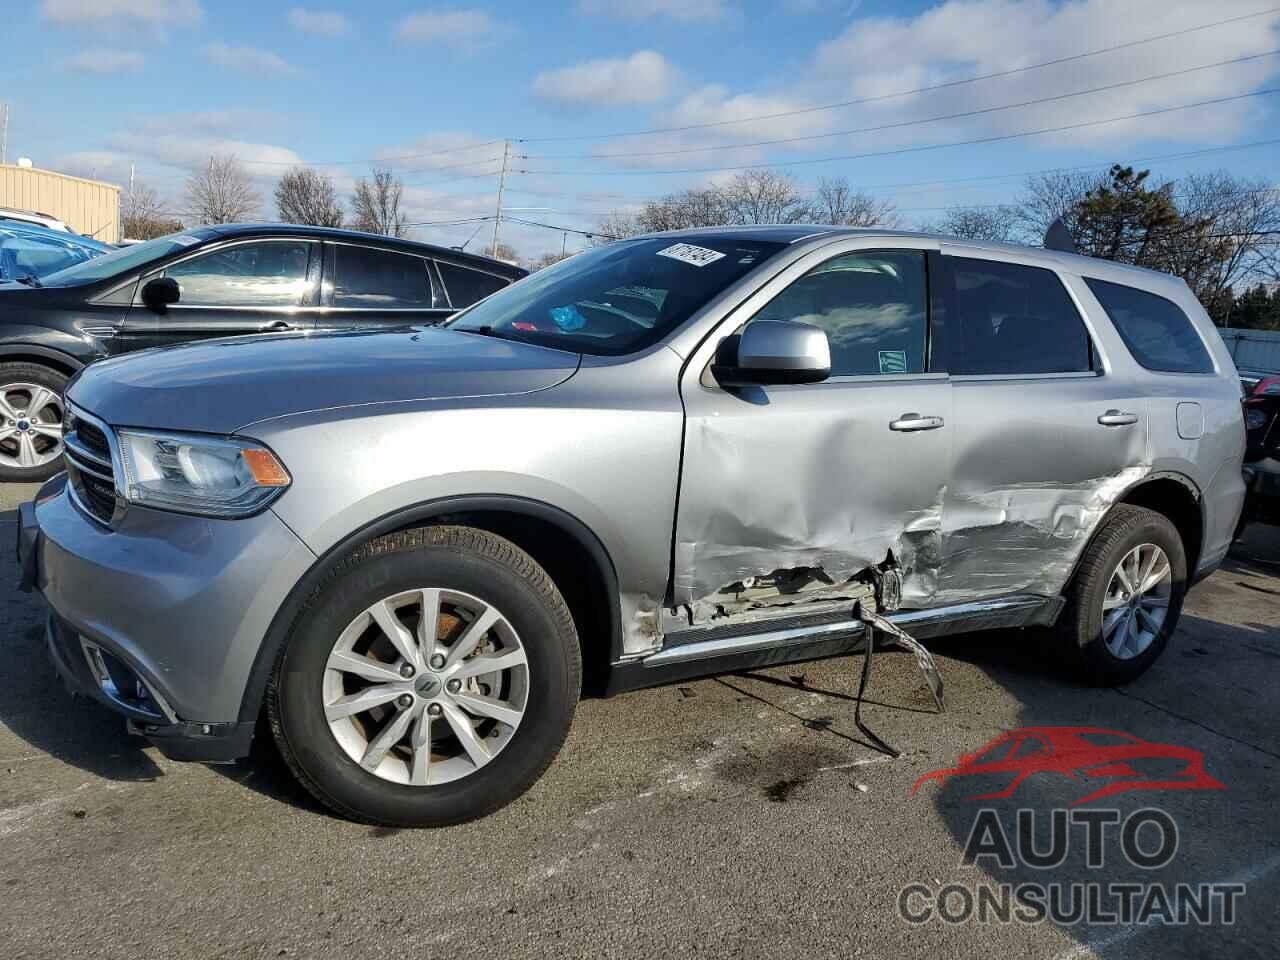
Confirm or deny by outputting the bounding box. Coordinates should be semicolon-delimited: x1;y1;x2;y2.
14;274;42;287
462;324;530;345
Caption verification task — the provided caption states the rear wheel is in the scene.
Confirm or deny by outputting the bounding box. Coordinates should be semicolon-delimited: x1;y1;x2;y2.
0;363;67;482
267;525;581;827
1057;504;1186;685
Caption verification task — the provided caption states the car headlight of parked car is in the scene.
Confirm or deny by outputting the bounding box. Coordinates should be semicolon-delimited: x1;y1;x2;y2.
1245;407;1269;431
116;430;290;518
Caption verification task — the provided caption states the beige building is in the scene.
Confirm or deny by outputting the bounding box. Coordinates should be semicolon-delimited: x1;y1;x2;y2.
0;163;121;243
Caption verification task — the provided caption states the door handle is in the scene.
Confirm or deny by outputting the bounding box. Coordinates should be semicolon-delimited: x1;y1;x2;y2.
890;413;945;432
262;320;295;332
1097;410;1139;426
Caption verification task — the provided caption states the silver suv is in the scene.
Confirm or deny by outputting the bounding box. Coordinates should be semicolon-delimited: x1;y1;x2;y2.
17;227;1246;827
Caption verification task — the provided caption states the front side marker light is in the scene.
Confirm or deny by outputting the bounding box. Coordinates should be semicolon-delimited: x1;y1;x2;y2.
241;447;291;486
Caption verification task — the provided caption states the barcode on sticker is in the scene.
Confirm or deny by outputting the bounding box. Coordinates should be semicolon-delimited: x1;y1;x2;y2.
656;243;726;267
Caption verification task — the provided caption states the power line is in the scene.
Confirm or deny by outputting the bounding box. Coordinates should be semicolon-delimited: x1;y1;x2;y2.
237;139;507;168
519;87;1280;177
516;6;1280;144
523;50;1280;161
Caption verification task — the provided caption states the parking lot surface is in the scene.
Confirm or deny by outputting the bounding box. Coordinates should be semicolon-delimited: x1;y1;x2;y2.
2;480;1278;959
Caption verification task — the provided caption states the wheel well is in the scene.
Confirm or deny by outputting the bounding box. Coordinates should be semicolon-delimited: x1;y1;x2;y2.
393;510;617;696
1119;477;1203;573
0;352;79;378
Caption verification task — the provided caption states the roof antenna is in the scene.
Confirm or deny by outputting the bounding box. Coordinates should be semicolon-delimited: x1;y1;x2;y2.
1043;217;1078;254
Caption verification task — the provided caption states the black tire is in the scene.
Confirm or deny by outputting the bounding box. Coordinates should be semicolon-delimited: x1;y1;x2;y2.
267;525;581;827
0;362;68;483
1057;504;1186;685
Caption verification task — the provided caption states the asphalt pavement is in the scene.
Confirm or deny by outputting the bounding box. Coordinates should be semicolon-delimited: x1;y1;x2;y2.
1;480;1277;959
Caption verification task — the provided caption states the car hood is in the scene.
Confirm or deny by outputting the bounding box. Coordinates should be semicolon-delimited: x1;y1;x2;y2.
67;326;580;434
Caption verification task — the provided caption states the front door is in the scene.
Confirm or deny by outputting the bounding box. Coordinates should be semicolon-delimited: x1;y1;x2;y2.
673;241;952;624
937;248;1148;603
121;237;320;351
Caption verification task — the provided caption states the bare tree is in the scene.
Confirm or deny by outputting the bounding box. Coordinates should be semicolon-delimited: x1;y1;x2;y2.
275;167;343;227
1174;171;1280;307
121;183;183;240
350;168;406;237
719;169;810;225
1016;169;1108;245
528;250;574;271
185;155;260;225
810;177;900;227
924;204;1022;242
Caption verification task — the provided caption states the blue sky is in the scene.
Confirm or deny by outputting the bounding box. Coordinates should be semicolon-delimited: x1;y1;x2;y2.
5;0;1280;257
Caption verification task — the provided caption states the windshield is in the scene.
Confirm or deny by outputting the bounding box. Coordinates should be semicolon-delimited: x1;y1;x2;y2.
446;237;786;356
0;227;107;281
40;229;211;286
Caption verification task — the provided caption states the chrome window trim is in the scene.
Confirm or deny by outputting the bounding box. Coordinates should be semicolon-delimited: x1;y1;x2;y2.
146;237;321;309
951;371;1102;383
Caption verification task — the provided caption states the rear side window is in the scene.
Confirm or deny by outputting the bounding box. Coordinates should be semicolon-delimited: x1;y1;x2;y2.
1084;278;1214;374
951;257;1093;375
333;245;432;308
436;261;508;308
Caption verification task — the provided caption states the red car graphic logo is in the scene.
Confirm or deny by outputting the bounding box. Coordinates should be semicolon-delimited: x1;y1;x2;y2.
912;726;1225;806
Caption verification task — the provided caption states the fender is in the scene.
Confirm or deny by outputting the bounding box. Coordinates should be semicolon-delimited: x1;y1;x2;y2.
237;494;622;724
1060;468;1205;592
0;343;87;372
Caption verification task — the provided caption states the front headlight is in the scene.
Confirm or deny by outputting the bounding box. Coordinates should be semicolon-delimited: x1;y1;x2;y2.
116;429;290;518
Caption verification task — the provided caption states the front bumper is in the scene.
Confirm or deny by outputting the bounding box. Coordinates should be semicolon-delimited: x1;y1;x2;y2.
18;475;316;762
1242;459;1280;527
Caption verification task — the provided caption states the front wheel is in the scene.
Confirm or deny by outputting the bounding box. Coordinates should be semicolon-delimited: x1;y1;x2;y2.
267;525;581;827
0;363;68;482
1057;504;1186;685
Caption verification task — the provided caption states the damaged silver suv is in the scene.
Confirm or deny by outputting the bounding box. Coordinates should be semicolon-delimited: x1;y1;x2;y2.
17;227;1245;826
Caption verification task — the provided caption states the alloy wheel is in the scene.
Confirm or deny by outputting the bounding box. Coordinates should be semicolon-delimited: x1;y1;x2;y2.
1101;543;1173;660
322;588;530;786
0;383;64;470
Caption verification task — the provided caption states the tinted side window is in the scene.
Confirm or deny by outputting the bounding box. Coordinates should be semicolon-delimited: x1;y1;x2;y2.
436;261;508;308
952;257;1092;375
1084;278;1213;374
754;250;928;376
165;241;312;306
333;246;432;308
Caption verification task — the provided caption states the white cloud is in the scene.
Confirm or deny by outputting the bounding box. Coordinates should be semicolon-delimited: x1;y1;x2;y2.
287;7;350;37
109;131;304;172
576;0;729;22
394;8;508;46
60;48;145;73
806;0;1280;148
533;51;681;107
201;42;299;75
374;132;505;173
40;0;202;27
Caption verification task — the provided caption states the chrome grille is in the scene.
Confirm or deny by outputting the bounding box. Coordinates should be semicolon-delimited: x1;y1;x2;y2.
63;406;119;525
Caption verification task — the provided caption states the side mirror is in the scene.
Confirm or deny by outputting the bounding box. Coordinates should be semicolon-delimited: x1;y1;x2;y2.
711;319;831;387
141;276;180;311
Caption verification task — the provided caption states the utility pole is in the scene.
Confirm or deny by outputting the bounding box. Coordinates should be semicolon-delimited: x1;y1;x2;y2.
491;139;510;259
561;231;567;258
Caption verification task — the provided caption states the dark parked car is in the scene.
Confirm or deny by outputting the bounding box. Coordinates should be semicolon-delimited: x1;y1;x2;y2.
1242;374;1280;531
0;223;526;481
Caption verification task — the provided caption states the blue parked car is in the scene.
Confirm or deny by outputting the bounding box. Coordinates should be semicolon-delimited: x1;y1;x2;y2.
0;221;110;284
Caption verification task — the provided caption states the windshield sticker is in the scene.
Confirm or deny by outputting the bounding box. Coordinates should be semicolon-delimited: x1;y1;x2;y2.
170;235;201;247
656;243;726;268
878;350;908;375
550;304;587;331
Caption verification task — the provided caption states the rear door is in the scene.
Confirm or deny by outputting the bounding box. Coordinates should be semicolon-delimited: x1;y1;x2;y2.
313;241;451;331
122;237;320;350
937;248;1148;603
